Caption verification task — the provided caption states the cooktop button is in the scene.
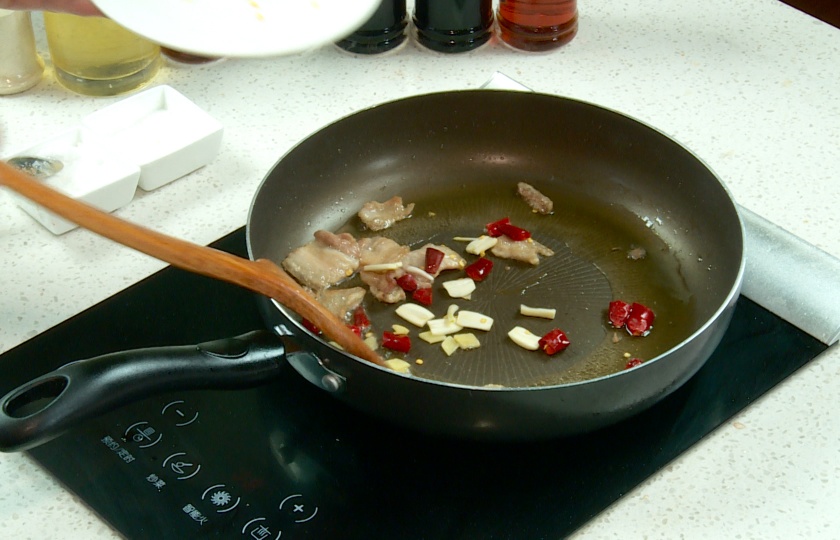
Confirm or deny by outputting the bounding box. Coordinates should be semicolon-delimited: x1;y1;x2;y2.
162;451;201;480
241;517;282;540
161;399;200;427
123;421;162;448
278;493;319;523
201;483;242;513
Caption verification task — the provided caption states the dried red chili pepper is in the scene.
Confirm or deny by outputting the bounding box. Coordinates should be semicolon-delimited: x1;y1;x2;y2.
382;331;411;353
538;328;571;355
608;300;655;336
396;273;418;292
486;217;532;241
412;287;433;306
425;247;445;274
464;257;493;281
499;222;531;241
626;303;655;336
625;358;643;369
486;217;511;237
352;305;371;333
608;300;632;328
347;325;363;337
301;318;321;335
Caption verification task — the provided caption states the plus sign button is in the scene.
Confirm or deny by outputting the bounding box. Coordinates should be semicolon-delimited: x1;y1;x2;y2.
278;493;319;524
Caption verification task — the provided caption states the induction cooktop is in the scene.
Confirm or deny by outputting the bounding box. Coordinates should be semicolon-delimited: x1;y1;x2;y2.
0;227;826;539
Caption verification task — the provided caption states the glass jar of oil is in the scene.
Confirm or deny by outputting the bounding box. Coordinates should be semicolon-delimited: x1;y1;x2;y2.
44;12;161;96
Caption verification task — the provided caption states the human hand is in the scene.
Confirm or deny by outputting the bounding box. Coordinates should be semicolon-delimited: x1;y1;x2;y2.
0;0;103;16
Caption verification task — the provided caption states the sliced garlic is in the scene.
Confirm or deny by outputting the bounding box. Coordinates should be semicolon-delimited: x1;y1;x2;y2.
405;265;435;282
427;317;463;336
453;236;478;242
445;303;460;322
454;333;481;349
419;331;447;344
456;310;494;331
466;235;498;256
520;304;557;320
384;358;412;374
362;261;403;272
442;277;476;299
441;336;460;356
391;324;411;335
395;303;435;327
363;335;379;350
508;326;541;350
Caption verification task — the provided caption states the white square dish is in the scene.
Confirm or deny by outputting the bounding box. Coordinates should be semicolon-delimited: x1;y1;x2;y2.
6;127;141;235
81;85;223;191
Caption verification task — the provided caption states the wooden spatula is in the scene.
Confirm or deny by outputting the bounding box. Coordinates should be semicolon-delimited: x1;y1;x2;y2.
0;161;385;367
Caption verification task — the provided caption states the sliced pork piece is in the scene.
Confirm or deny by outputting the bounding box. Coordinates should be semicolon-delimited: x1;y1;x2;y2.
517;182;553;215
490;236;555;265
401;243;466;287
316;287;367;321
358;196;415;231
282;230;360;290
313;229;360;259
359;237;410;303
359;236;409;266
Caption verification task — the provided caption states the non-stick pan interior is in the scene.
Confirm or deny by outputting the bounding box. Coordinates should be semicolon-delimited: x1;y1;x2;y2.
248;90;743;388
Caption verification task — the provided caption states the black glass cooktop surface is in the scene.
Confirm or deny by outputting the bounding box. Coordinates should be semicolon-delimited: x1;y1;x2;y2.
0;228;826;539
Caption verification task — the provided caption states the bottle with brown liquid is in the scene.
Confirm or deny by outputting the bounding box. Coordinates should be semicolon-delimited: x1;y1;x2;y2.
336;0;408;54
497;0;578;52
161;47;222;65
414;0;493;53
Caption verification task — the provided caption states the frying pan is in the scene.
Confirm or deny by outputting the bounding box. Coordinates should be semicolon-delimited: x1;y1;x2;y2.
0;90;744;450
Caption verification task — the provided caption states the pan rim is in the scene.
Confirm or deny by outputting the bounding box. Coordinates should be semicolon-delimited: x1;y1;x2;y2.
246;89;746;392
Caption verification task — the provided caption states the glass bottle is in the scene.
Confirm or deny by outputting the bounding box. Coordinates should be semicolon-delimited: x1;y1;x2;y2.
414;0;493;53
336;0;408;54
498;0;578;52
43;12;161;96
0;9;44;95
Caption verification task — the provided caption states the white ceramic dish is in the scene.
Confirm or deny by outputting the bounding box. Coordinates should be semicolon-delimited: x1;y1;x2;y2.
7;128;141;235
82;85;223;191
92;0;382;58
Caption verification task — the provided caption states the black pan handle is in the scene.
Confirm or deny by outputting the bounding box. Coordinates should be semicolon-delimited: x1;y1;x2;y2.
0;330;286;452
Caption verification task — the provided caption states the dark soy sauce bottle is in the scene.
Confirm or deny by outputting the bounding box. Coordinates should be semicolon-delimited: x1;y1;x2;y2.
414;0;493;53
336;0;408;54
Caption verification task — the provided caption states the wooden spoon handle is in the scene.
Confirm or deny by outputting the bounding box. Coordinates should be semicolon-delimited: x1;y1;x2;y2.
0;161;385;367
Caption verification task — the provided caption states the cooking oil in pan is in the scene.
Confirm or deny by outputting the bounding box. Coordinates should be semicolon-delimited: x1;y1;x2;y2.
333;183;700;388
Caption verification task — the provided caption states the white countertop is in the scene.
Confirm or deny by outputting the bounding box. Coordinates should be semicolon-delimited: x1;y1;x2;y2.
1;1;839;538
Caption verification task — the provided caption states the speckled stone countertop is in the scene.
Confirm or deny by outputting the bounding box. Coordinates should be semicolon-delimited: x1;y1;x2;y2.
1;1;839;538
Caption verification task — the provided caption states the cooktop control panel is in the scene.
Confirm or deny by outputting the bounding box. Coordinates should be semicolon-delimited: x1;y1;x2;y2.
89;390;328;539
